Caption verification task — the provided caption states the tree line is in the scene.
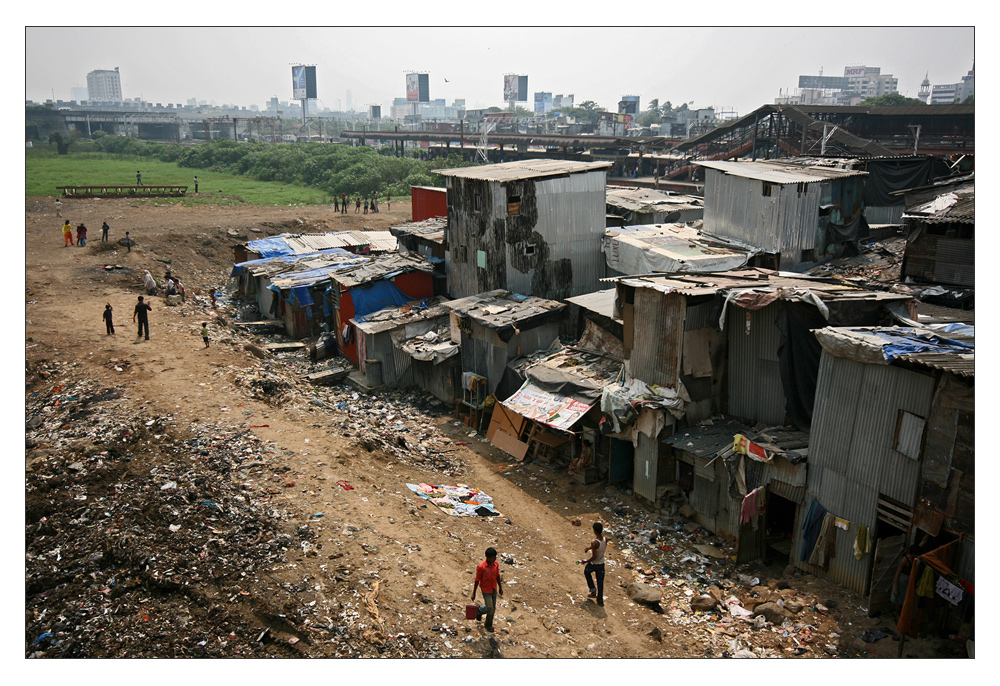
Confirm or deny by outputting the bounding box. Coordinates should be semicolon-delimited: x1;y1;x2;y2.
52;134;476;199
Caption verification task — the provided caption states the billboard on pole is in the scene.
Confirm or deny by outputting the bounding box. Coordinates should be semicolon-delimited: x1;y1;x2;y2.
292;65;317;100
534;92;553;114
370;105;381;119
504;75;528;101
407;73;430;102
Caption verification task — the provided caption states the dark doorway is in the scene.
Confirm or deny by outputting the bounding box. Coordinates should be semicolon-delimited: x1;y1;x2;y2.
765;491;798;565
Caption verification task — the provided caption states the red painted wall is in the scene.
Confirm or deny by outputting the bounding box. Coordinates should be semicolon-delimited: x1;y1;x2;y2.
412;186;448;222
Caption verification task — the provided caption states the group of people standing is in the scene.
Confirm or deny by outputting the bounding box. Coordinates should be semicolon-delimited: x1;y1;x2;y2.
469;521;607;633
333;193;390;215
61;219;112;247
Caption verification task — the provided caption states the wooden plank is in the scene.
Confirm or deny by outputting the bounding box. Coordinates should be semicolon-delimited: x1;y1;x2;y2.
264;342;307;351
305;367;349;384
486;403;525;442
492;428;530;461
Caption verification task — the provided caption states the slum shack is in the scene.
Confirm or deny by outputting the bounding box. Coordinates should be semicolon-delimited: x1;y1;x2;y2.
607;269;913;506
661;420;808;563
564;289;623;357
797;325;973;615
605;185;704;226
434;159;612;300
231;248;365;321
443;289;567;397
899;177;974;294
602;223;754;278
390;217;448;295
489;344;621;481
348;296;460;403
696;159;869;270
233;230;398;264
324;254;437;362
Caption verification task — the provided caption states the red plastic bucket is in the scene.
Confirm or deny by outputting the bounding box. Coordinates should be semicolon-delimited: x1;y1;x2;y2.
465;604;478;620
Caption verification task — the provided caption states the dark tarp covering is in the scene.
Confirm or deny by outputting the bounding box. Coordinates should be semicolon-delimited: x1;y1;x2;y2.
863;158;951;207
524;363;603;404
827;212;870;244
494;360;528;403
775;301;826;430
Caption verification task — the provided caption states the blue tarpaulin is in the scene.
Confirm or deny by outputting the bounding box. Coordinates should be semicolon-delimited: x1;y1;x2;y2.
350;280;418;321
246;236;295;258
864;329;975;362
231;248;357;277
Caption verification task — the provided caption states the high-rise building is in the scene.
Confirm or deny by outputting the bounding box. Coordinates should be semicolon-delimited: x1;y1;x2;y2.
932;63;975;104
86;67;123;102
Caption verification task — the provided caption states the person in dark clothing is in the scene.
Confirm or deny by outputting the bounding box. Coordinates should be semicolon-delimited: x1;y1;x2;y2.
102;304;115;335
193;176;199;193
334;196;339;212
102;221;110;242
136;171;143;186
580;521;607;606
133;295;152;340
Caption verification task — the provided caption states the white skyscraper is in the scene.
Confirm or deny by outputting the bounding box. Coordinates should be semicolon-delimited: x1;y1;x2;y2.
87;67;123;102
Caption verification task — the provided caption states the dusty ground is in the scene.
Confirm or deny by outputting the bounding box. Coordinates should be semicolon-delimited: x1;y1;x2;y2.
24;195;956;662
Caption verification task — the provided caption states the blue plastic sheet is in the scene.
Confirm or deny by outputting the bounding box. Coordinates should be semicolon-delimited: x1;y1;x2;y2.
246;236;295;258
350;280;418;320
864;329;974;362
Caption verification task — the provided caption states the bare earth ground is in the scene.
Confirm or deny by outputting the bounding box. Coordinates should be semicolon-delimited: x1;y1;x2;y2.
23;195;953;664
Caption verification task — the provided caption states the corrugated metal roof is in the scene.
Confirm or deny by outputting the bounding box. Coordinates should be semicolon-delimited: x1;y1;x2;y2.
605;186;703;213
612;268;910;304
603;223;752;274
247;231;397;256
697;160;868;184
814;326;974;377
565;289;618;321
444;289;566;327
434;159;611;182
904;187;974;223
351;297;452;334
389;217;447;244
237;249;366;278
269;253;433;291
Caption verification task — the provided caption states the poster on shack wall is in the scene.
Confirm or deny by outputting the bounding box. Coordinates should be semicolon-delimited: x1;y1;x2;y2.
502;380;593;431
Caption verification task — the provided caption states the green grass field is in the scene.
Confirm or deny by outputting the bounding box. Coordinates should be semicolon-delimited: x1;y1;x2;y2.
25;149;335;206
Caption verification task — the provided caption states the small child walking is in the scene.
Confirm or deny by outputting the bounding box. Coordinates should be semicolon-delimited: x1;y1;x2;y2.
103;304;115;335
200;322;210;348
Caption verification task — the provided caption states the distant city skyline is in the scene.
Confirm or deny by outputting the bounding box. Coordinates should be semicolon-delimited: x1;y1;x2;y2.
26;27;974;117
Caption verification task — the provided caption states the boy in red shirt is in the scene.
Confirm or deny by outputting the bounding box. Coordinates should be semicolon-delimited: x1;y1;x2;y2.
471;547;503;632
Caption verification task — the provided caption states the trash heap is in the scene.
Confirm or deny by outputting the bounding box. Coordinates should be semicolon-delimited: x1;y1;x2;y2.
595;495;847;657
24;364;444;658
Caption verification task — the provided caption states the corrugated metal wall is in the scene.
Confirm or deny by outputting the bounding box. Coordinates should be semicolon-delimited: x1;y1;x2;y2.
633;431;659;502
703;170;821;268
459;321;561;395
628;289;684;387
794;352;936;593
903;232;975;288
445;171;607;300
865;205;904;225
726;302;787;425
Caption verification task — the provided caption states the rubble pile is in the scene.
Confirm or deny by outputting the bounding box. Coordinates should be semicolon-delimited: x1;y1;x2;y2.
600;500;847;657
23;365;444;658
807;236;906;284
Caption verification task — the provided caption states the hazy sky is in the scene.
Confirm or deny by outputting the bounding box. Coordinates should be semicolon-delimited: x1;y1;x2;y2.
25;26;974;116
